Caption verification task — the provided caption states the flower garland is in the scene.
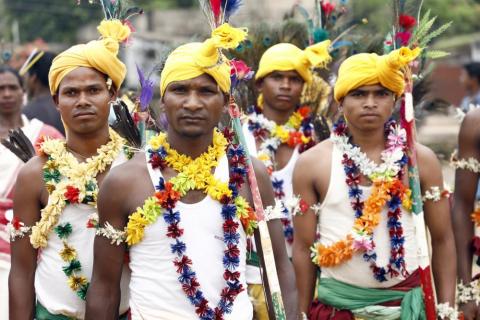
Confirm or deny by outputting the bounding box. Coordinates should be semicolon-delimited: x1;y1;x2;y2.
7;217;32;241
31;128;124;299
125;129;257;319
450;152;480;173
457;279;480;305
421;186;450;202
246;105;315;173
247;105;315;246
436;302;459;320
312;120;412;282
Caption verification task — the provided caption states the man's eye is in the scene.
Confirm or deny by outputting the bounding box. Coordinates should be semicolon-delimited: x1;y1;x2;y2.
89;87;100;94
172;87;186;93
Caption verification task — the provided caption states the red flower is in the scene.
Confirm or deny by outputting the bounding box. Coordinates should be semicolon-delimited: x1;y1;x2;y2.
11;217;22;230
299;198;310;213
223;220;239;233
174;256;193;273
195;298;209;316
149;153;166;170
240;207;257;230
225;244;240;258
156;182;180;209
223;270;240;281
167;223;184;238
64;186;80;203
399;14;416;30
222;127;235;143
321;1;335;16
230;59;253;80
298;106;311;118
287;132;303;147
395;31;412;46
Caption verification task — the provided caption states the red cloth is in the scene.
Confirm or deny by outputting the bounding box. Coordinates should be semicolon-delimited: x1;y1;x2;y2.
309;269;422;320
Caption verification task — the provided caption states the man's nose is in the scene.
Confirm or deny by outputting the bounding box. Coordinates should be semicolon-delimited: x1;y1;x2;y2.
363;93;378;108
183;92;203;111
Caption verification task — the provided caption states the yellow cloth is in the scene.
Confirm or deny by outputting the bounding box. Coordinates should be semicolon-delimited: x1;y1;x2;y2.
49;19;130;95
333;47;421;102
247;284;269;320
255;40;332;84
160;23;247;96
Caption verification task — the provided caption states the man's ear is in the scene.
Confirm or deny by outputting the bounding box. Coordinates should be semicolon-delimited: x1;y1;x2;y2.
255;78;264;94
109;86;118;100
53;94;60;111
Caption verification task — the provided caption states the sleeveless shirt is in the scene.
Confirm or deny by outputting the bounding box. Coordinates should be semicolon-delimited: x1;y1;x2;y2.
317;143;419;288
35;152;130;319
128;152;253;320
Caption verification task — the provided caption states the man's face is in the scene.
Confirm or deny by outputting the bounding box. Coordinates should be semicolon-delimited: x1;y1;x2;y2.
341;84;395;131
162;73;226;138
54;67;114;134
0;72;24;117
257;70;304;112
460;69;477;94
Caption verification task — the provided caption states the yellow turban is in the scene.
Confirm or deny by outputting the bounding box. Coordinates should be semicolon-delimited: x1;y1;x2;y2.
255;40;332;84
49;19;130;95
160;23;247;96
334;47;421;102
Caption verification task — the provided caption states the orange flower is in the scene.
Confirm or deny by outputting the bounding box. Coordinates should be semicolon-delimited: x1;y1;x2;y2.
316;236;353;267
472;209;480;227
155;182;181;209
297;106;311;118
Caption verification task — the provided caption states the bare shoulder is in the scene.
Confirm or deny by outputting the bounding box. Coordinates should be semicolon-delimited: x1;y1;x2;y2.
295;139;333;177
103;152;148;190
251;157;269;180
462;108;480;131
415;142;443;184
16;155;47;189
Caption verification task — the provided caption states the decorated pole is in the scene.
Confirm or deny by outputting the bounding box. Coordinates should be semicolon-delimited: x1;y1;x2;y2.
401;76;436;320
228;98;287;320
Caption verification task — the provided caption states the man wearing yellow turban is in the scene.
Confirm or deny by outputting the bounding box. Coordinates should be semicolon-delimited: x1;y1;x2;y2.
292;47;456;319
9;19;131;320
241;40;331;319
86;23;299;320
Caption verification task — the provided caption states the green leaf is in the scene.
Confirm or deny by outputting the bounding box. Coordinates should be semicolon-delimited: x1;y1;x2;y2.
425;50;451;59
77;283;90;300
62;259;81;276
43;169;61;183
419;21;452;48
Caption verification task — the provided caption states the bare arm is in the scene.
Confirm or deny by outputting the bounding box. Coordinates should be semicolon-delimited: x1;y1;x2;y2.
85;166;130;320
291;151;321;314
9;158;44;320
251;158;299;320
417;144;456;306
451;110;480;319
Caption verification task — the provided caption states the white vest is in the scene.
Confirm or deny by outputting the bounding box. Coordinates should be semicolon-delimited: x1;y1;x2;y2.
317;143;419;288
35;152;130;319
128;152;252;320
242;122;298;285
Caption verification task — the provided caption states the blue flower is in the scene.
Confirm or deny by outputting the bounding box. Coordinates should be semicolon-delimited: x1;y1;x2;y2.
188;291;204;305
387;217;401;229
387;196;401;210
178;267;196;284
271;178;284;190
171;240;186;255
223;254;240;271
155;177;165;191
164;210;180;224
363;252;377;262
283;226;294;239
224;231;240;245
221;204;237;220
391;235;405;248
349;187;362;198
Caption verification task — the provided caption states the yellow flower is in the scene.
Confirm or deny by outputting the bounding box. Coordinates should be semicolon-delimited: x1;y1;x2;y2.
126;210;149;246
60;242;77;262
402;188;412;211
235;196;250;218
206;178;232;201
149;135;164;151
301;135;310;144
170;172;196;196
68;275;88;291
287;111;302;129
211;23;247;49
273;126;289;142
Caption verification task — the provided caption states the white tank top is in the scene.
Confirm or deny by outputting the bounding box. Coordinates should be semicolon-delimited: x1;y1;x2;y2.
35;152;130;319
128;152;253;320
317;144;419;288
242;122;298;285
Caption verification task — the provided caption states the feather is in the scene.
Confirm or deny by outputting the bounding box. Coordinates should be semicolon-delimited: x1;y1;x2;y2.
136;64;155;112
110;100;142;148
1;129;36;163
210;0;222;24
222;0;243;22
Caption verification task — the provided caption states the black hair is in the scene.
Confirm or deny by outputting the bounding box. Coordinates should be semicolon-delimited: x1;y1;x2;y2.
0;66;23;88
27;51;56;88
464;62;480;84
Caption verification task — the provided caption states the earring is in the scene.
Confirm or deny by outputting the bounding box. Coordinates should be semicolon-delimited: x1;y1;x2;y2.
106;78;113;91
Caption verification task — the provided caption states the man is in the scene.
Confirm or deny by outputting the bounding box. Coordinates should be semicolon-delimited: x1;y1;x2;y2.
242;41;330;319
293;47;456;319
86;23;298;320
23;51;65;135
0;65;62;320
452;107;480;319
9;19;131;319
460;62;480;113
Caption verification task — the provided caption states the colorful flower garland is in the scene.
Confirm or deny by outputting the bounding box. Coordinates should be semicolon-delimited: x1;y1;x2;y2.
247;105;315;173
31;128;124;299
247;105;315;246
125;129;257;319
312;120;412;282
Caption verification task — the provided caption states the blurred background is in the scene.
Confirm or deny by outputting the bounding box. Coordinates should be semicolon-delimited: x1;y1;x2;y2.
1;0;480;182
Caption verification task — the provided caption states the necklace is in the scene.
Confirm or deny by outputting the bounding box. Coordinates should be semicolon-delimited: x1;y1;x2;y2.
126;128;257;319
31;128;124;299
312;120;412;282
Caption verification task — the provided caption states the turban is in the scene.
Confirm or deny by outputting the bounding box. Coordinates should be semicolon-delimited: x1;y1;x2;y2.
160;23;247;96
334;47;421;102
255;40;332;84
49;19;130;95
